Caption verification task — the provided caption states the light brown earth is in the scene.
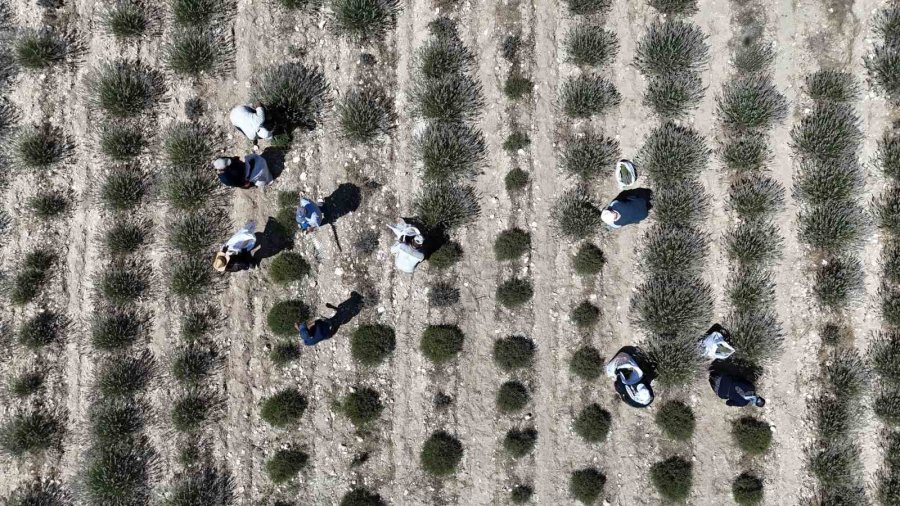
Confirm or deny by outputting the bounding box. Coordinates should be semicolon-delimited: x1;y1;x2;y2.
0;0;894;504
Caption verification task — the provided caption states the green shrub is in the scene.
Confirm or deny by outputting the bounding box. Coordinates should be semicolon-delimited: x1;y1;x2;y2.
503;427;537;457
791;103;861;162
569;468;606;505
806;70;858;103
644;72;704;119
650;456;692;502
823;348;867;399
646;334;702;387
732;416;772;455
341;387;383;427
420;431;463;477
10;370;44;397
635;20;709;76
14;30;67;69
166;465;234;506
811;394;854;440
494;228;530;260
504;75;533;100
416;122;486;182
16;123;70;169
18;311;66;349
552;189;603;238
89;399;146;443
172;344;218;384
100;123;145;160
28;191;68;220
169;212;221;253
414;182;481;231
172;0;230;26
163;168;219;211
561;75;621;118
725;310;782;365
0;101;16;138
503;131;531;151
338;88;394;142
497;278;533;308
885;243;900;284
96;350;155;396
101;168;147;211
798;204;865;252
637;121;708;185
724;220;781;267
565;24;618;67
0;408;62;456
254;62;329;131
717;75;788;130
807;440;862;492
631;275;713;337
428;242;463;269
732;473;764;505
415;31;473;79
655;400;695;441
4;479;68;506
266;448;308;484
98;263;150;304
88;60;166;118
884;285;900;327
261;388;307;427
267;300;310;336
642;224;708;275
878;130;900;180
501;34;522;62
729;173;784;219
876;388;900;425
871;330;900;383
505;168;530;192
734;42;774;73
867;44;900;103
571;301;600;328
497;380;529;413
561;133;619;180
105;1;149;39
649;0;697;14
83;437;155;505
820;322;848;346
164;27;225;77
573;243;605;275
510;484;533;504
269;252;310;283
421;325;464;363
91;309;146;351
170;257;213;297
428;281;460;307
414;74;484;123
331;0;400;43
570;346;603;380
720;132;769;172
794;159;863;205
350;324;396;365
877;185;900;235
11;252;55;305
270;341;301;366
340;487;386;506
876;7;900;46
493;335;535;371
573;403;611;443
279;0;317;8
181;307;218;341
172;392;220;432
163;122;215;168
813;255;864;308
564;0;611;15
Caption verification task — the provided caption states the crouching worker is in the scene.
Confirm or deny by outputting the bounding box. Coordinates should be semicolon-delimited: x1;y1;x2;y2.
709;371;766;407
294;319;333;346
213;154;273;189
388;221;424;274
230;103;273;142
605;350;654;408
296;196;323;234
213;220;257;273
601;189;652;229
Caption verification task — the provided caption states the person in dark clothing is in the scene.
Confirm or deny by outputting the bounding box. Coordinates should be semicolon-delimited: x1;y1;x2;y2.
709;372;766;407
295;319;333;346
213;157;251;188
601;189;652;229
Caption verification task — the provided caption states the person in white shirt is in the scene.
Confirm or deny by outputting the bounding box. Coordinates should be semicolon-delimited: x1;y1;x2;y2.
229;104;273;142
213;221;257;273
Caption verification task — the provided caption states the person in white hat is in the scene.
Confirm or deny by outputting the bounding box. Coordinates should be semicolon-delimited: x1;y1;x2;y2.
229;103;273;142
212;154;273;189
601;189;652;229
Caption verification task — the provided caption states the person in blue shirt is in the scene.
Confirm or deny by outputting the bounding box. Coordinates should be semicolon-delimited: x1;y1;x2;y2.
709;372;766;407
601;189;652;229
296;196;323;234
294;319;333;346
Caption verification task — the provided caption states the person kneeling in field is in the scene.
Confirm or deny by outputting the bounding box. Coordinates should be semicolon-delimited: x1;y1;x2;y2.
213;220;257;273
601;189;652;229
709;371;766;407
294;319;333;346
296;196;323;234
213;154;273;189
229;103;273;142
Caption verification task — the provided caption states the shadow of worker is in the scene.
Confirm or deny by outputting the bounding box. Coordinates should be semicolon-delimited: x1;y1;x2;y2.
325;291;365;335
321;183;362;227
252;216;295;265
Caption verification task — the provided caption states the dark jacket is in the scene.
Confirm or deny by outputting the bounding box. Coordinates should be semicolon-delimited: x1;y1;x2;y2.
299;320;332;346
710;373;757;407
218;158;250;188
222;247;254;272
608;193;650;226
